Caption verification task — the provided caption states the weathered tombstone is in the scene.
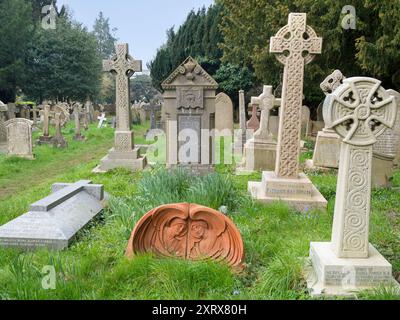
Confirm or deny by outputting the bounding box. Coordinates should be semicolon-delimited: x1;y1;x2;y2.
246;100;260;131
215;92;234;136
301;105;311;137
38;103;53;144
161;56;218;174
4;118;34;159
0;180;105;250
7;103;16;119
234;90;248;153
85;99;95;123
51;112;68;148
126;203;244;269
241;86;280;172
95;43;147;172
307;77;399;296
97;113;107;128
73;104;86;141
306;70;345;169
143;104;162;130
249;13;327;212
110;116;116;129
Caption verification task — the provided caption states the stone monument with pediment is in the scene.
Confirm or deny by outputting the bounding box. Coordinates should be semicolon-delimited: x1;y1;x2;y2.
307;77;399;296
4;118;34;159
248;13;327;212
162;57;219;174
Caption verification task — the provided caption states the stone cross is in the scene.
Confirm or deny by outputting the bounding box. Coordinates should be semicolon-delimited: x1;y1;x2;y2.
73;105;85;141
103;43;142;151
97;113;107;128
40;104;52;137
325;77;396;258
238;90;247;147
247;100;260;131
143;104;162;130
270;13;322;178
51;112;68;148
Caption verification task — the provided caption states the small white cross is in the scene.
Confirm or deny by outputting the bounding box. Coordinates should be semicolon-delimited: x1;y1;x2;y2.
97;113;107;128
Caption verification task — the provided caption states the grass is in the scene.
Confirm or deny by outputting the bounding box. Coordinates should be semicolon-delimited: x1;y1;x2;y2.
0;123;399;300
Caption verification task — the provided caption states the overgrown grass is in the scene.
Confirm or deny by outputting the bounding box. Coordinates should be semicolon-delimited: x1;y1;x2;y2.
0;125;399;300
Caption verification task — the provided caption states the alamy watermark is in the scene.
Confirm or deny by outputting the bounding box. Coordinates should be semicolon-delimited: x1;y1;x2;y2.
41;265;56;290
41;4;57;30
341;5;356;30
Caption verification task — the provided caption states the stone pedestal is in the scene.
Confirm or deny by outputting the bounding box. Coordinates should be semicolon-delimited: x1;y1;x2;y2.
94;148;146;173
241;139;277;172
372;152;395;188
248;171;327;212
306;242;399;297
307;128;341;169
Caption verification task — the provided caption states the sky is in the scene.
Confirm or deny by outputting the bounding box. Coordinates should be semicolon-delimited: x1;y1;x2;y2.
57;0;215;69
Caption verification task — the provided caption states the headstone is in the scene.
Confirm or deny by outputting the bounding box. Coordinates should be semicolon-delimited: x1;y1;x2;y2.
143;104;162;130
95;43;147;172
306;70;345;169
126;203;244;269
85;99;95;123
51;112;68;148
240;86;280;172
0;180;105;250
249;13;327;212
161;56;218;174
234;90;247;153
307;77;399;296
110;116;116;129
38;103;53;144
215;93;234;136
4;118;34;159
73;104;86;141
301;105;311;137
97;113;107;128
7;103;16;120
246;100;260;131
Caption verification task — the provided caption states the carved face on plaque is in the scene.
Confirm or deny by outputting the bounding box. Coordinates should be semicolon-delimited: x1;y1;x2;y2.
177;88;204;112
126;203;245;268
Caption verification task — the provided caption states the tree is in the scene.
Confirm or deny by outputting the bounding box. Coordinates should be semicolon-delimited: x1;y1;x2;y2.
93;11;118;59
218;0;400;110
130;74;161;103
24;18;102;102
0;0;33;102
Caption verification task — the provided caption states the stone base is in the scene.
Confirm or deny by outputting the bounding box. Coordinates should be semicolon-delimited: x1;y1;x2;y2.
240;139;277;172
37;135;53;145
248;171;327;212
93;148;147;173
372;152;395;188
304;159;334;172
312;129;341;169
306;242;399;297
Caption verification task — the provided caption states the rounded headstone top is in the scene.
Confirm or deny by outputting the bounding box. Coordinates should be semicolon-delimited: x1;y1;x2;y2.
324;77;397;146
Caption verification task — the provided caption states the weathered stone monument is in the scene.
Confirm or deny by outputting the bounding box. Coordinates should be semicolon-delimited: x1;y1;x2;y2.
143;103;162;130
161;56;218;174
73;104;86;141
126;203;244;269
95;43;147;172
301;105;311;137
4;118;34;159
306;70;344;169
234;90;248;153
38;103;53;144
246;100;260;131
0;180;105;250
241;86;280;172
307;77;399;296
215;92;234;136
249;13;327;211
51;112;68;148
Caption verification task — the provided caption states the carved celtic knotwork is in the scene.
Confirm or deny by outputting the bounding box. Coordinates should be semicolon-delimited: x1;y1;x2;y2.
324;77;397;146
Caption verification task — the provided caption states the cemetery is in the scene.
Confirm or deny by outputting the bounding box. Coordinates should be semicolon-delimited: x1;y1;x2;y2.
0;0;399;302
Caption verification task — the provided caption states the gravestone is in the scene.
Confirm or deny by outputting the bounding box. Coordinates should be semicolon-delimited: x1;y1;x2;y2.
7;103;16;119
38;103;53;144
162;56;218;174
95;43;147;172
246;100;260;131
143;104;162;130
126;203;244;269
73;104;86;141
215;92;234;136
97;113;107;128
301;105;311;137
85;99;95;123
0;180;105;250
307;77;399;296
306;70;345;169
249;13;327;212
51;112;68;148
234;90;248;153
241;86;280;172
4;118;34;159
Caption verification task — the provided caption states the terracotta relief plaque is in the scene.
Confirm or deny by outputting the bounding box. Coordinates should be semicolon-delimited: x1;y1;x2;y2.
126;203;245;268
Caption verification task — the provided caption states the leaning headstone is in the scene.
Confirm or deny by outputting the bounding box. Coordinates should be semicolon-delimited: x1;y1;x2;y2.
0;180;105;250
161;56;218;174
307;77;399;296
126;203;244;269
215;92;234;136
249;13;327;212
4;118;34;159
73;104;86;141
94;43;147;172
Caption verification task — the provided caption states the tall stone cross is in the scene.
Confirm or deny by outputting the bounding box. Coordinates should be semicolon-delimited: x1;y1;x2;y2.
325;77;396;258
103;43;142;150
270;13;322;178
40;104;52;137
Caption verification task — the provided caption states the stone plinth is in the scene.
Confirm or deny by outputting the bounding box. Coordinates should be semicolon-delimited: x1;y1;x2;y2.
94;148;146;172
307;242;398;297
309;129;341;169
249;172;327;212
372;152;395;188
241;139;276;172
